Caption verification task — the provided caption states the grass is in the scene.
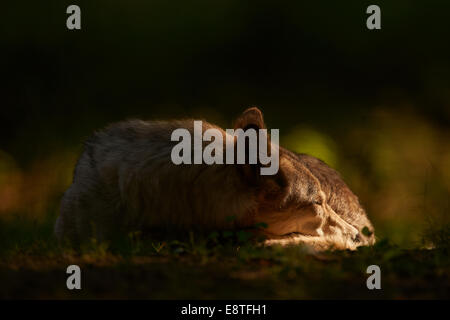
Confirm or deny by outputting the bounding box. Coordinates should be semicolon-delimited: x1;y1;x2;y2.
0;213;449;299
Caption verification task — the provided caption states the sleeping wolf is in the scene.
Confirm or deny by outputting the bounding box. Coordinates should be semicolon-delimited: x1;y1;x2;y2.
55;107;375;250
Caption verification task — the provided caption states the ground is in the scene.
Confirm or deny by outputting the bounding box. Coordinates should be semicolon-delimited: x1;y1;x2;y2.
0;216;449;299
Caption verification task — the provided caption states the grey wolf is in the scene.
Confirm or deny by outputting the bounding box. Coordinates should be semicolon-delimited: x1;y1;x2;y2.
55;107;375;250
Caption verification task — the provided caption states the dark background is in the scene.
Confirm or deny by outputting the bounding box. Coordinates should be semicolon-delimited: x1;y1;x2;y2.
1;0;449;245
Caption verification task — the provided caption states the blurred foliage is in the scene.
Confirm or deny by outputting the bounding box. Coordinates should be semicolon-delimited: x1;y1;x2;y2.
283;127;338;167
1;1;449;250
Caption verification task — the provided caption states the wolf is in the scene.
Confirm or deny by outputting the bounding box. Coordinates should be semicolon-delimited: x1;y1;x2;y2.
55;107;375;250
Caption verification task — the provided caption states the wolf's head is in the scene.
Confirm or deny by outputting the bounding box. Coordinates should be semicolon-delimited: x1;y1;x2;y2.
232;107;371;248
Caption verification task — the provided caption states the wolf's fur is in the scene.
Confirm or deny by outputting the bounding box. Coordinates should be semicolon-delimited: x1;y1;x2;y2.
55;107;375;250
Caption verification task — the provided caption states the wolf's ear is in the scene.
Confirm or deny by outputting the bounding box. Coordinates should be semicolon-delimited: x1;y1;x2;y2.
232;107;273;186
233;107;266;131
